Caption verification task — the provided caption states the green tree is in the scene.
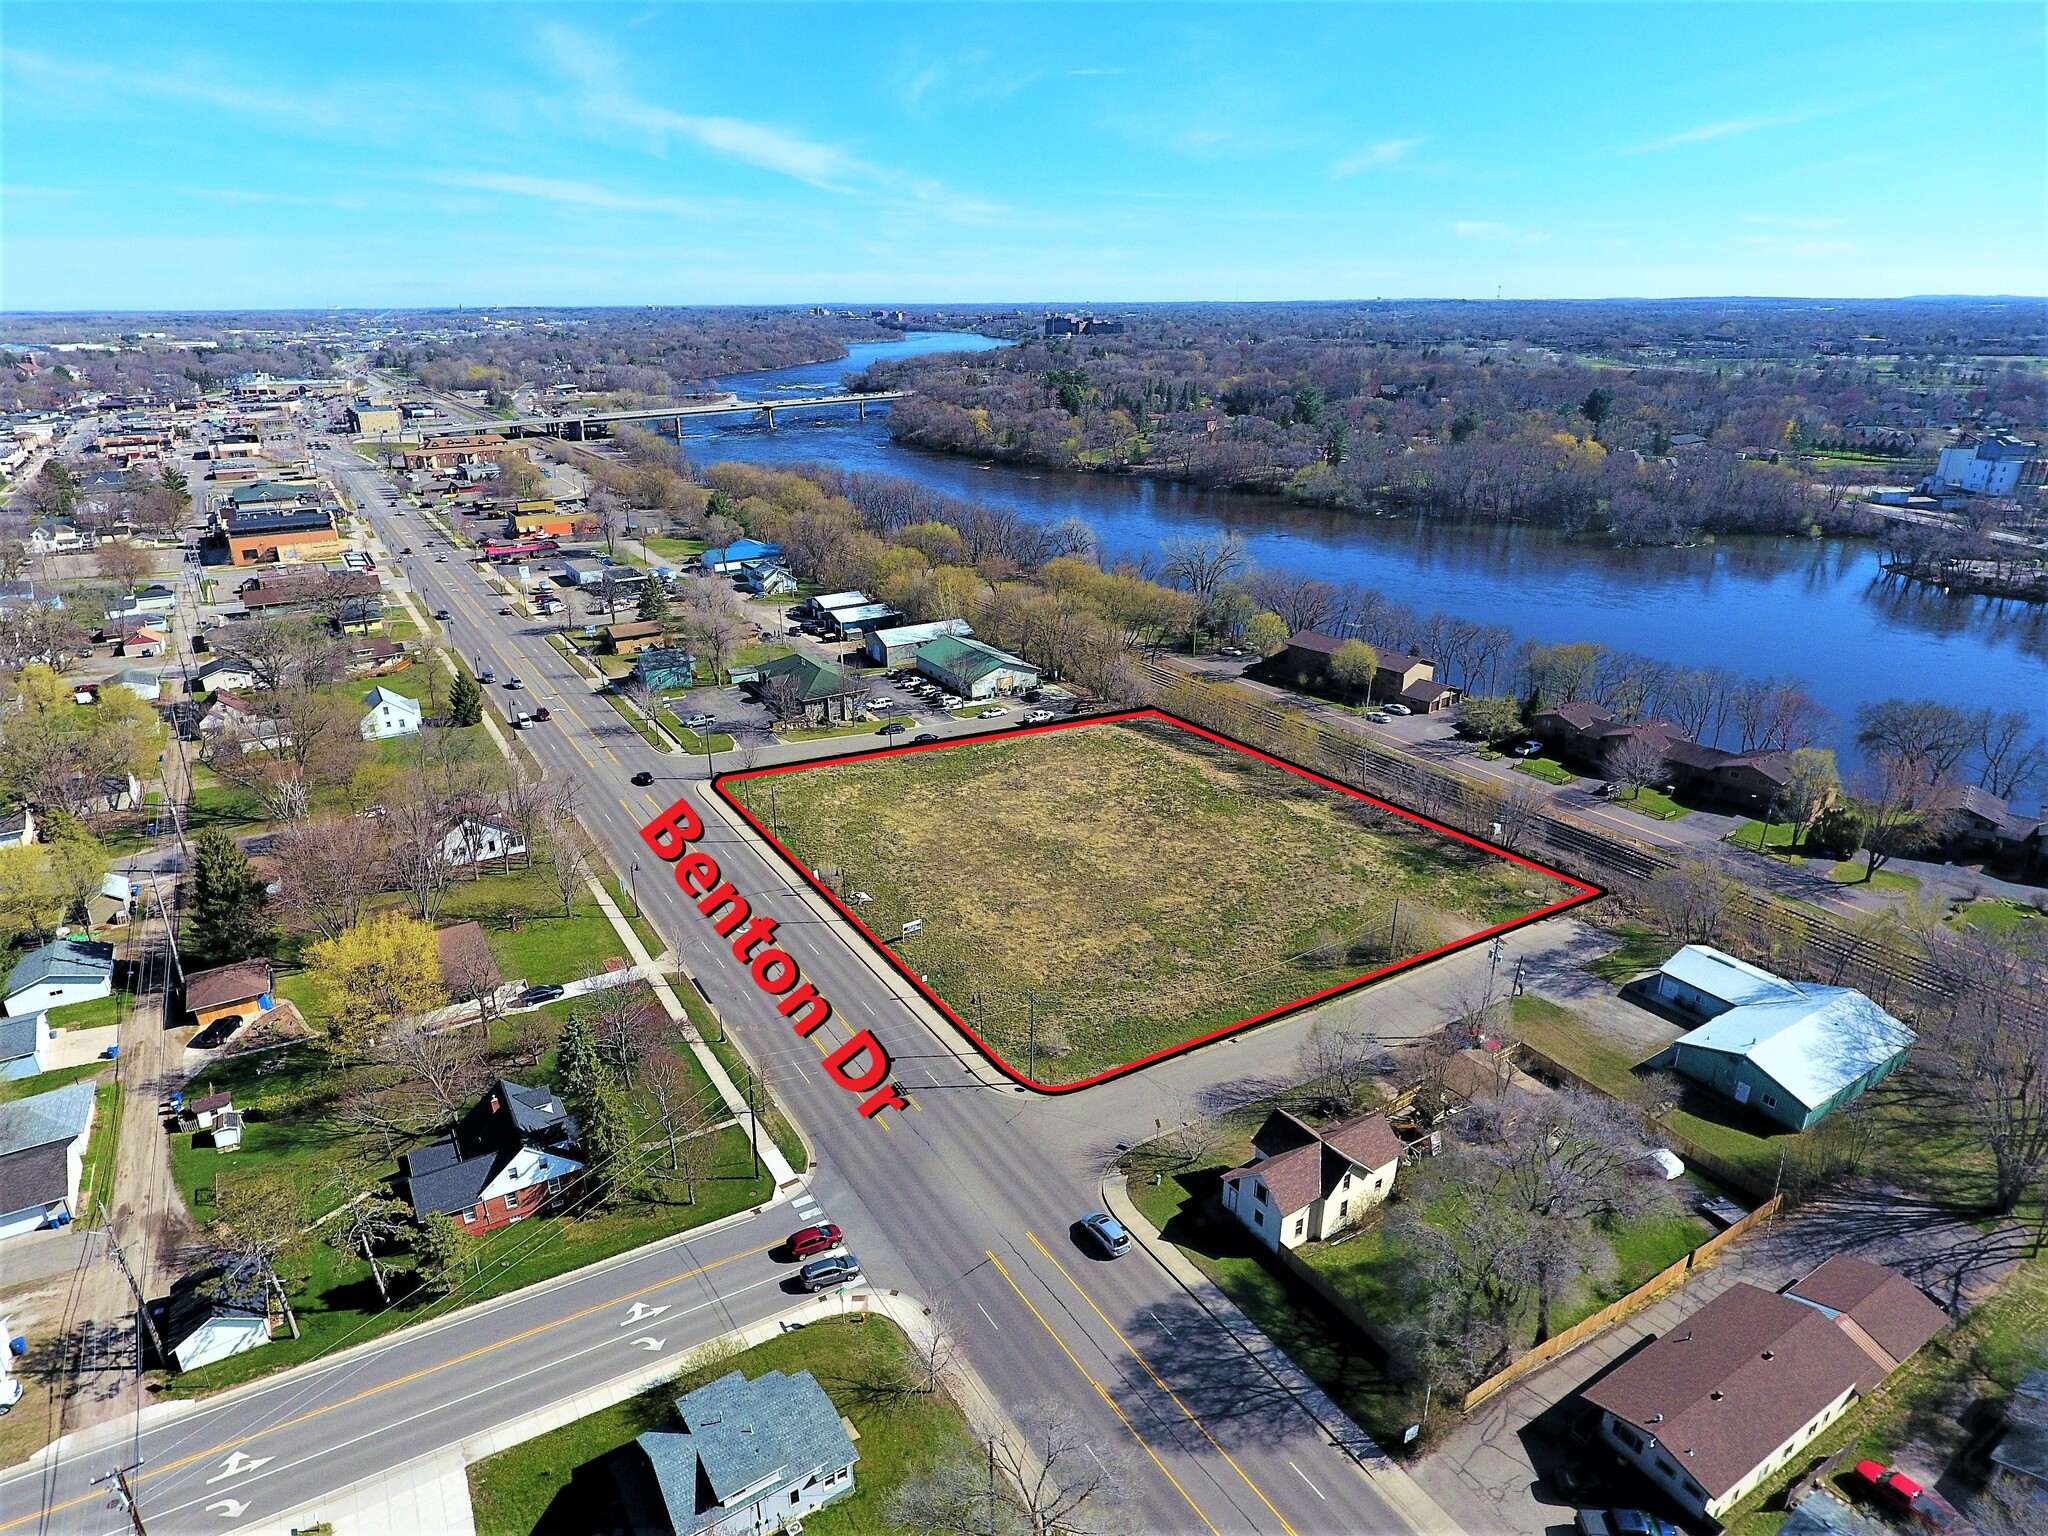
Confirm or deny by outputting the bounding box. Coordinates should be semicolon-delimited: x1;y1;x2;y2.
556;1012;607;1111
1449;411;1481;444
1293;385;1325;428
1457;694;1525;745
188;827;272;964
33;460;78;519
636;577;670;624
1327;639;1380;698
1579;388;1616;435
446;670;483;728
578;1077;637;1207
410;1213;470;1294
305;911;444;1052
1779;747;1840;848
1243;612;1291;657
1323;420;1350;466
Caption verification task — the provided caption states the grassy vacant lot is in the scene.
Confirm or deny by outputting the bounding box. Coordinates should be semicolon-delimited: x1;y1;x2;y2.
467;1317;973;1536
731;715;1581;1084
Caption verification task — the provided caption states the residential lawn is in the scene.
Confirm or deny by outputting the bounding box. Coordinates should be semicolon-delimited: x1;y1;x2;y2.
1610;785;1690;821
640;535;708;562
162;1122;775;1397
656;720;736;755
0;1060;107;1105
77;1079;124;1222
690;1000;808;1175
613;878;668;960
728;716;1582;1086
438;870;632;988
466;1316;974;1536
1514;756;1575;785
1125;1154;1418;1445
187;766;265;832
45;992;126;1031
1725;818;1807;854
1580;922;1677;987
1718;1252;2048;1536
731;641;793;673
1828;859;1920;892
1950;897;2046;937
782;716;911;743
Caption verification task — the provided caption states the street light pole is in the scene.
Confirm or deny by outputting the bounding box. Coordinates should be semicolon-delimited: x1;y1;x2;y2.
629;859;640;918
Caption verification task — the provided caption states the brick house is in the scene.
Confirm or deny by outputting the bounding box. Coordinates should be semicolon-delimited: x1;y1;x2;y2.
398;1080;583;1233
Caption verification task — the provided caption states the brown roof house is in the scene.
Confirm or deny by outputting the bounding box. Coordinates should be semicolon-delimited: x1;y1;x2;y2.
1581;1255;1945;1521
1220;1108;1403;1251
1275;632;1460;712
184;959;274;1035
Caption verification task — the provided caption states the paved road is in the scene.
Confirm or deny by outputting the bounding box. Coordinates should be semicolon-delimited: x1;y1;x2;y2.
2;452;1451;1533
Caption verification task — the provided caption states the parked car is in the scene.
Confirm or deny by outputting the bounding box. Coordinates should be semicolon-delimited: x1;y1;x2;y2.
1383;702;1413;716
786;1223;843;1259
1511;740;1543;757
1078;1211;1132;1258
682;713;715;730
516;983;566;1007
799;1254;862;1291
1577;1512;1680;1536
631;770;655;786
1367;711;1391;723
1849;1462;1967;1531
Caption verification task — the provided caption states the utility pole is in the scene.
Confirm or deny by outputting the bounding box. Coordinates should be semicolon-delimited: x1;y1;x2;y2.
95;1464;150;1536
109;1242;167;1366
746;1065;760;1181
1026;992;1038;1082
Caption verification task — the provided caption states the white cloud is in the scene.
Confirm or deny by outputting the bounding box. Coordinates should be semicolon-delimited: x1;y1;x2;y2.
425;171;718;217
1626;110;1822;154
1332;137;1425;179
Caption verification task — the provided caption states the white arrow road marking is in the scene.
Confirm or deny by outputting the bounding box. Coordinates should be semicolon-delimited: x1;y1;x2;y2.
207;1451;272;1484
633;1336;667;1352
621;1302;670;1327
206;1499;249;1519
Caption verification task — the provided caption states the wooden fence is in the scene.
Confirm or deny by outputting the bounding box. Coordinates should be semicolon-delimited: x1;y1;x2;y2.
1271;1242;1397;1352
1458;1192;1783;1412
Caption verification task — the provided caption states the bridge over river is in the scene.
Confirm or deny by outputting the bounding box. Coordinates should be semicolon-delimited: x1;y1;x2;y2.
413;389;911;440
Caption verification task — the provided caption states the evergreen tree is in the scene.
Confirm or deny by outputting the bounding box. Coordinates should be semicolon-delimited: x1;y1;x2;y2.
447;670;483;727
556;1013;607;1110
188;827;272;964
636;578;670;624
578;1079;637;1207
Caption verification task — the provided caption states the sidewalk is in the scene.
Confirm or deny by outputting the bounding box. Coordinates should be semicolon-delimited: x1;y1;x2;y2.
1101;1175;1464;1536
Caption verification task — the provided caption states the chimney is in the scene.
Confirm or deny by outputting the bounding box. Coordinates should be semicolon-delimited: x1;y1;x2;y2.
489;1094;501;1113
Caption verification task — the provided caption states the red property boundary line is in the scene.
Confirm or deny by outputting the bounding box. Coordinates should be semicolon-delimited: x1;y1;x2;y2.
714;707;1604;1095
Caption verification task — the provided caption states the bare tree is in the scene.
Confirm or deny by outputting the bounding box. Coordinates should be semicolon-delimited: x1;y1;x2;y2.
327;1195;413;1305
896;1402;1128;1536
375;1019;488;1126
1927;927;2048;1214
1972;709;2046;801
272;816;386;939
1641;858;1733;944
334;1082;442;1158
1606;734;1671;796
1294;1021;1390;1119
383;791;457;921
1486;780;1547;853
581;986;655;1086
532;808;596;917
642;1047;694;1171
758;673;810;727
1852;751;1948;883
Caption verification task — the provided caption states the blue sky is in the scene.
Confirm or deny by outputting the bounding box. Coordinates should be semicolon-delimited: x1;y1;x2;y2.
3;3;2043;309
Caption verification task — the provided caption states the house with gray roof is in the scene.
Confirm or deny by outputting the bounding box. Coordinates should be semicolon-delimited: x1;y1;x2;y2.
4;938;116;1018
610;1368;859;1536
398;1080;582;1233
0;1013;51;1081
862;618;973;669
1653;945;1916;1130
148;1255;274;1372
0;1081;98;1240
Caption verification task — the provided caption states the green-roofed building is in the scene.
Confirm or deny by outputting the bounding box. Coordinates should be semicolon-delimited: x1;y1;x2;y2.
741;651;865;725
914;634;1039;700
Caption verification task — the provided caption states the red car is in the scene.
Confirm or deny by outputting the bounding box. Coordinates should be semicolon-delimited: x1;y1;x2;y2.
1849;1461;1967;1532
532;707;552;722
787;1223;842;1260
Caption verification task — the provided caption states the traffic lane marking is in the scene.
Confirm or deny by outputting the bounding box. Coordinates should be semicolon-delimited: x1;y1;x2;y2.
0;1240;781;1531
984;1249;1223;1536
1024;1230;1301;1536
140;1272;793;1526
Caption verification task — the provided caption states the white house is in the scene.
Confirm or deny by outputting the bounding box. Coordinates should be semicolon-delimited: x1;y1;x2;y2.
113;668;163;703
3;939;116;1018
0;1013;52;1081
1220;1109;1403;1252
28;521;88;554
359;686;422;740
0;1082;97;1240
0;810;37;851
190;657;260;695
150;1257;273;1372
442;817;527;868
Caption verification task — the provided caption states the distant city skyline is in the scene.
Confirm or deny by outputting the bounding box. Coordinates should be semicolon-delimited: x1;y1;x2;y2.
3;2;2043;310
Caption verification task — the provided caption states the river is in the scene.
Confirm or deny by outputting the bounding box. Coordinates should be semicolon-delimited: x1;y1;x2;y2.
690;332;2047;790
